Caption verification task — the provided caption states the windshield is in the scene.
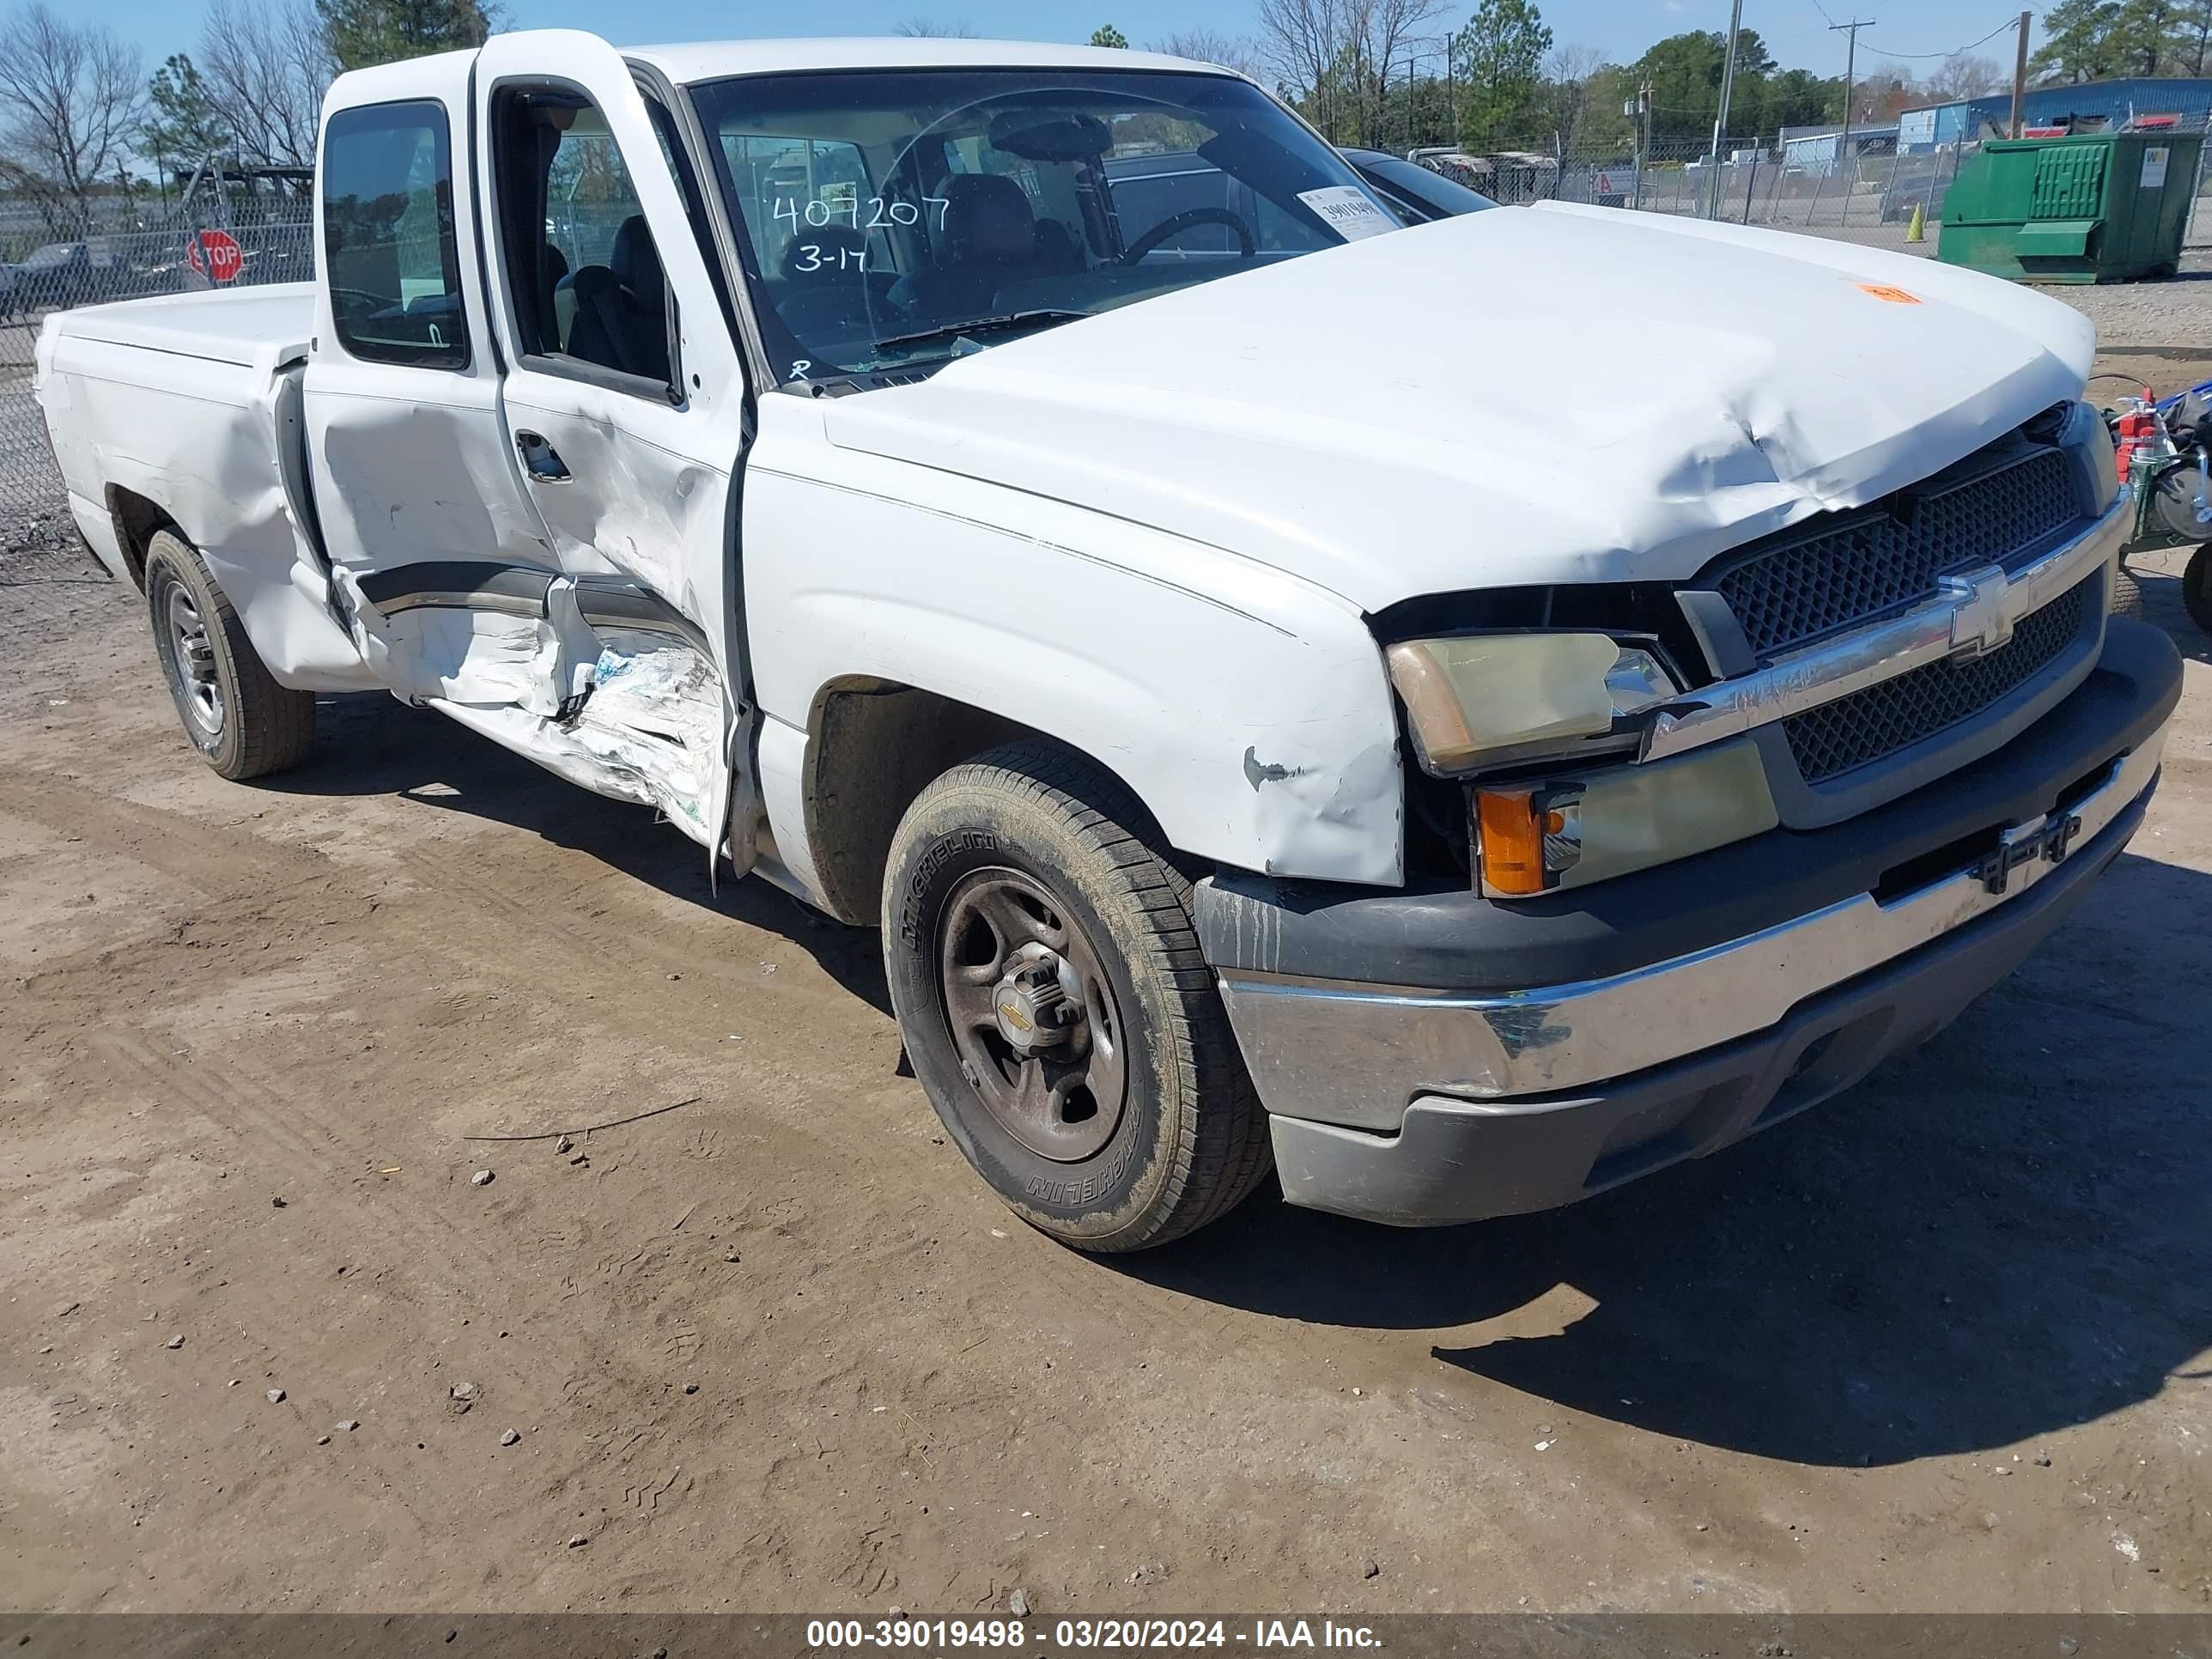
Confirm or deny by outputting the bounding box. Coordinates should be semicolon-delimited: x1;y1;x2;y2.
687;67;1401;385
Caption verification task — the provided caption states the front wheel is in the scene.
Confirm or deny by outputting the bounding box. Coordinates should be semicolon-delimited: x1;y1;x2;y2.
144;528;315;780
882;741;1273;1251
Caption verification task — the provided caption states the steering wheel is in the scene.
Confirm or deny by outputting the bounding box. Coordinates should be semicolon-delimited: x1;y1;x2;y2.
1120;208;1257;264
328;287;386;326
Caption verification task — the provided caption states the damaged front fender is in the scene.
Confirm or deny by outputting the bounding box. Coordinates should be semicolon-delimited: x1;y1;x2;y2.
745;412;1410;889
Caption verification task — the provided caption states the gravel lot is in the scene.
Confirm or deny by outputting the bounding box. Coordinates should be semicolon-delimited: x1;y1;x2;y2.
2;256;2209;1620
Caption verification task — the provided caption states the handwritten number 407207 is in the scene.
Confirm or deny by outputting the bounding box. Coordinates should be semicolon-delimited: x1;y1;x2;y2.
774;194;951;233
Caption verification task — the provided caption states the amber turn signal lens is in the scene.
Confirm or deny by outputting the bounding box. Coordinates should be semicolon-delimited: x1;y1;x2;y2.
1475;788;1547;897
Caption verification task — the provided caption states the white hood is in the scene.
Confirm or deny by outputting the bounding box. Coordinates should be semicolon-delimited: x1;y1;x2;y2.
821;203;2094;612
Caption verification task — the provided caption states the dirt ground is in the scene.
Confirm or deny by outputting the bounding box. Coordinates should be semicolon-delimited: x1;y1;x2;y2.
3;347;2209;1620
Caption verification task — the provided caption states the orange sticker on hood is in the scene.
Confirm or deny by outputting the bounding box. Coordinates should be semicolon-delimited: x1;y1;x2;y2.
1856;283;1923;304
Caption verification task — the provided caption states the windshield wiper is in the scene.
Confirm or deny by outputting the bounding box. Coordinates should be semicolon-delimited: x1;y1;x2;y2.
871;308;1094;355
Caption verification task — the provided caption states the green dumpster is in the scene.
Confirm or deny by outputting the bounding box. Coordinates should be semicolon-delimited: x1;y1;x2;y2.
1936;131;2201;283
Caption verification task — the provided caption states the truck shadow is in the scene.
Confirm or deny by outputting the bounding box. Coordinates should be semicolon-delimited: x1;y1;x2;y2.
275;690;896;1016
2127;567;2212;666
271;689;2207;1468
1126;847;2212;1468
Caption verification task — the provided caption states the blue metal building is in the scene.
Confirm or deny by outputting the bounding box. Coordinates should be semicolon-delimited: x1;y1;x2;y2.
1900;78;2212;151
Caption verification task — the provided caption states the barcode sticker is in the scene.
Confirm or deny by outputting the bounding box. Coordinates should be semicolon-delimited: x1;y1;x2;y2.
1297;185;1400;242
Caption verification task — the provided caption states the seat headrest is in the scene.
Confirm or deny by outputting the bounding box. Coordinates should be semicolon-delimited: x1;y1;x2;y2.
610;215;665;313
942;174;1035;264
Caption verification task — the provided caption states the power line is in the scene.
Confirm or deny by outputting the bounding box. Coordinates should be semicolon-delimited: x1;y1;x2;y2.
1862;16;2021;60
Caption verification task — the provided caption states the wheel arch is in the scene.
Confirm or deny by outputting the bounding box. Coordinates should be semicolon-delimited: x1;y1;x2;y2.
799;676;1166;927
105;484;173;591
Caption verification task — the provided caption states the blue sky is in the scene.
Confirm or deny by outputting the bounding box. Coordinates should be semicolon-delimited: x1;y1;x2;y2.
91;0;2044;86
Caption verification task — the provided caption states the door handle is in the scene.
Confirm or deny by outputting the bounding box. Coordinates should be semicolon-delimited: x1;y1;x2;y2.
514;430;571;483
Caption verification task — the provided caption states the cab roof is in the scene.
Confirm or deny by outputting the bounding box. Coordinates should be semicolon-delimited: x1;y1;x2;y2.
623;37;1238;84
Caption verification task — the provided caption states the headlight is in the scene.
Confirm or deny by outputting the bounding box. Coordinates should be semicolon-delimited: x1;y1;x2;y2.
1384;632;1680;776
1470;740;1778;896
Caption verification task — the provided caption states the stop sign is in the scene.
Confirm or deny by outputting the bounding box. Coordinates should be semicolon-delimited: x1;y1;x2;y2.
186;228;245;284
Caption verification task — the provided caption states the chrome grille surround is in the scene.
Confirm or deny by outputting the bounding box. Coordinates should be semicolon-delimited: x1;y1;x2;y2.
1640;489;2124;769
1712;447;2082;659
1781;572;2100;785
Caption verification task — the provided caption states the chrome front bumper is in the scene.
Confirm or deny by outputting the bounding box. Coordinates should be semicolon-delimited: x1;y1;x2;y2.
1218;717;2167;1135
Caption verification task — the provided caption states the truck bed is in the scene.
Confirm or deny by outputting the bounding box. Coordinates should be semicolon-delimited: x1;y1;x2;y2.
35;280;378;691
50;283;315;377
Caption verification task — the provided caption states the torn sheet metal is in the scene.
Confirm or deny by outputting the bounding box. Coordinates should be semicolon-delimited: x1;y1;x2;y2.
423;640;729;852
566;642;727;843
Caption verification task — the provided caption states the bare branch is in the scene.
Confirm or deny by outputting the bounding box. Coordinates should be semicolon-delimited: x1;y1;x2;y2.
198;0;334;169
0;3;144;234
1146;28;1263;80
890;16;977;35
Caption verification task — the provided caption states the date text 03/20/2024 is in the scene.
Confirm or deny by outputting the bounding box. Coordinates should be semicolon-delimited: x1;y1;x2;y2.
805;1621;1382;1650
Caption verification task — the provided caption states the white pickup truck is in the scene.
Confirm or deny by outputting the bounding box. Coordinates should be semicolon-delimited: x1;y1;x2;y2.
38;32;2179;1251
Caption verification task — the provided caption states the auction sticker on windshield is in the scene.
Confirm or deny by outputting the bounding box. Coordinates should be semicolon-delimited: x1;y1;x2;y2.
1298;185;1398;242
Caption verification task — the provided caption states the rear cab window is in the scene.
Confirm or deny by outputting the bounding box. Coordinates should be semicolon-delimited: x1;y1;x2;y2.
320;100;470;368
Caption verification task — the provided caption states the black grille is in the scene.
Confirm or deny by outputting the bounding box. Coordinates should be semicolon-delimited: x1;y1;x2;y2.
1715;447;2081;659
1783;574;2098;785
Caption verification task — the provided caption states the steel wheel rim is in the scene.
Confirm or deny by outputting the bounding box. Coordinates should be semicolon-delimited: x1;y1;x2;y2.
164;582;224;738
936;867;1128;1163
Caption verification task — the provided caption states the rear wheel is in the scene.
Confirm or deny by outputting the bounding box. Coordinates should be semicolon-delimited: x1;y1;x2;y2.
882;741;1273;1251
144;529;315;780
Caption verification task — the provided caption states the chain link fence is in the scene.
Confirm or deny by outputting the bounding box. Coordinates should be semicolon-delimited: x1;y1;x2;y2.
1;217;314;555
1444;112;2212;263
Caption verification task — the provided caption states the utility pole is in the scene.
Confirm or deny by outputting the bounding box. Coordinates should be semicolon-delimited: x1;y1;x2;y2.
2009;9;2032;137
1832;18;1874;202
1707;0;1747;217
1629;79;1652;210
1443;35;1455;154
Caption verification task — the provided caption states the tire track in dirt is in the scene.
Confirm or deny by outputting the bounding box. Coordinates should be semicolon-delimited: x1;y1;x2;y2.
4;754;1291;1606
9;750;1286;1395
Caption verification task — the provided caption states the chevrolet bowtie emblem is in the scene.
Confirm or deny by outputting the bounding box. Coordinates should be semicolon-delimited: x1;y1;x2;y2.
1938;563;2014;659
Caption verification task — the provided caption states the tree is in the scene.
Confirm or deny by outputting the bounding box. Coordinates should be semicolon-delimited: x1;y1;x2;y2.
1257;0;1443;146
315;0;491;71
1761;66;1841;131
1536;40;1606;151
1851;61;1917;124
1729;28;1778;78
1088;23;1127;47
1923;52;2005;101
1255;0;1358;140
141;53;232;182
1147;28;1263;78
199;0;331;169
2184;0;2212;71
2031;0;2123;83
0;4;143;236
1455;0;1553;149
892;16;977;36
1570;62;1637;153
2112;0;2187;72
1627;30;1723;143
